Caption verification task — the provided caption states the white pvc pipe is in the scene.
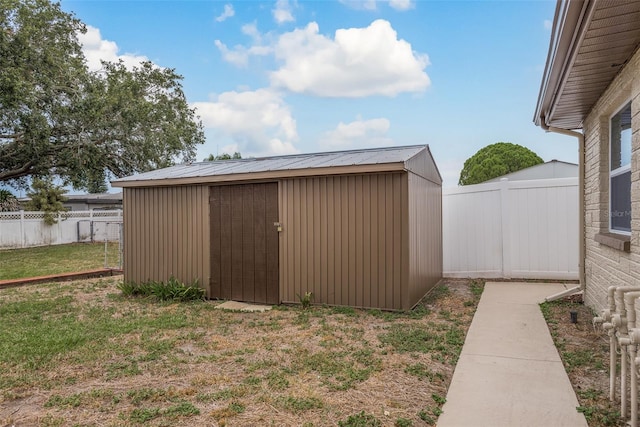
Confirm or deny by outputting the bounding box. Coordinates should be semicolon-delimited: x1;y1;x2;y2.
623;292;640;427
611;287;640;420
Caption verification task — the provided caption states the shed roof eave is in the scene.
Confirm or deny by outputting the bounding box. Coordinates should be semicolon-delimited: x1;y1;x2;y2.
111;162;408;188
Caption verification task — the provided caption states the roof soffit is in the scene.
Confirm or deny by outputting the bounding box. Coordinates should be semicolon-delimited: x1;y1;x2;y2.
535;0;640;130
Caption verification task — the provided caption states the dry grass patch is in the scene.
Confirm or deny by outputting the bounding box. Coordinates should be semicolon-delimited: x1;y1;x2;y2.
541;297;623;427
0;277;482;426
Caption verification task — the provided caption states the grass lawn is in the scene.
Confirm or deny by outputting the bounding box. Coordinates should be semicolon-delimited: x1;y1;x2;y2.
0;277;483;426
0;243;119;280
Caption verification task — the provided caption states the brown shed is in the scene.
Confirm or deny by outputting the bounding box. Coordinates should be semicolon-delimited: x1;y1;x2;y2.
111;145;442;310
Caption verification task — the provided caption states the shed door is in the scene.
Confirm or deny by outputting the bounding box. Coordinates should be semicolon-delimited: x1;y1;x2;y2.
210;183;279;304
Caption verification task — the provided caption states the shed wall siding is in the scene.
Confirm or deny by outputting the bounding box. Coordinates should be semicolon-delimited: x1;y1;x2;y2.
279;173;408;310
408;172;443;306
583;47;640;312
123;186;210;291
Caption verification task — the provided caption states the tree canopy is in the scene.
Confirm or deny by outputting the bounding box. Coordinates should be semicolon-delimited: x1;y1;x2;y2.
204;152;242;161
0;0;205;191
458;142;544;185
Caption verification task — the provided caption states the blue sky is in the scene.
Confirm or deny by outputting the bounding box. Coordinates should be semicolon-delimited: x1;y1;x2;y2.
59;0;575;188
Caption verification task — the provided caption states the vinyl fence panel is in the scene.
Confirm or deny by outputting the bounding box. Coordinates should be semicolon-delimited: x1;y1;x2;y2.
0;210;122;249
443;178;579;280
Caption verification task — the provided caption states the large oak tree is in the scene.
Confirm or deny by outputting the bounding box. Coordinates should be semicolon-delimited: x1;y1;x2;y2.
0;0;204;190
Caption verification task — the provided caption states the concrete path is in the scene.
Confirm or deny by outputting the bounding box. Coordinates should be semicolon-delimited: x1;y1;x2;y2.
437;281;588;427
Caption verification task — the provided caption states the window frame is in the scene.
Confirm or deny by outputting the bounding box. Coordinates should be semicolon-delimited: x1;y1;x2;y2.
609;100;632;235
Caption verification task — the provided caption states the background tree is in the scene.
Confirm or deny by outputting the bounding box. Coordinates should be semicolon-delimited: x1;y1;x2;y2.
25;178;67;225
0;189;18;212
204;152;242;161
458;142;544;185
0;0;205;191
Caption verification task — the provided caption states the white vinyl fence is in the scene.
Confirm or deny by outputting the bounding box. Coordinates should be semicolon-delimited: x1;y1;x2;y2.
0;210;123;249
443;177;579;280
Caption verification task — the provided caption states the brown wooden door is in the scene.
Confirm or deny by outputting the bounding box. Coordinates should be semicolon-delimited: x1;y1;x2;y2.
210;183;279;304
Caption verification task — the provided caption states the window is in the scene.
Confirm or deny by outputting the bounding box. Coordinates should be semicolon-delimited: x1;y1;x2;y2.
610;102;632;234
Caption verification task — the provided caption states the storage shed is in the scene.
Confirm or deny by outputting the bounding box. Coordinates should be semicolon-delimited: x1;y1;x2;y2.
111;145;442;310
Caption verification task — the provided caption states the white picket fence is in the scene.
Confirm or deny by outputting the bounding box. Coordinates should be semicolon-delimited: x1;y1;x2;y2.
0;210;123;249
443;177;579;280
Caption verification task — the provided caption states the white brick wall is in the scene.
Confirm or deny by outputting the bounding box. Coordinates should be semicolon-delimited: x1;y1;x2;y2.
583;47;640;311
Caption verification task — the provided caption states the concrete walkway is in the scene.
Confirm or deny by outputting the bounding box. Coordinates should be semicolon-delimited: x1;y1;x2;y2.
437;281;588;427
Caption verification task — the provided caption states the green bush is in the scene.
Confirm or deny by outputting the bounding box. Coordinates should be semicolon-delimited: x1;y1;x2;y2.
117;277;205;302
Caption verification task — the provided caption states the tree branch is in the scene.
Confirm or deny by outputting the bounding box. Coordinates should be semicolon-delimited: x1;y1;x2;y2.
0;161;35;181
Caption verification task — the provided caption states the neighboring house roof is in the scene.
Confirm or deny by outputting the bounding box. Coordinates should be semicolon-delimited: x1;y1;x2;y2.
64;193;123;204
483;160;578;183
534;0;640;130
112;145;442;188
19;192;123;206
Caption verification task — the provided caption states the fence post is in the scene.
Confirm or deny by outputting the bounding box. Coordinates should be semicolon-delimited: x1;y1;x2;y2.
500;178;512;279
20;210;25;248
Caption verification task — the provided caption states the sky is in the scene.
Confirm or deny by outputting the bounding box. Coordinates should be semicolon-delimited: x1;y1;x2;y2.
57;0;576;188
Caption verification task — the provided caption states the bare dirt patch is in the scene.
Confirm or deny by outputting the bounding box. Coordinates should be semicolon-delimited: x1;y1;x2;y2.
542;296;624;427
0;277;482;427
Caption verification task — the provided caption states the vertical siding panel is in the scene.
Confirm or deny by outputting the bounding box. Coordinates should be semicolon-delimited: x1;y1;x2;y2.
265;183;279;304
334;177;342;305
210;186;221;298
341;176;349;305
287;180;295;302
355;175;364;308
157;189;164;280
393;175;402;309
401;175;410;309
362;175;371;308
320;178;328;303
278;181;285;300
370;175;379;308
242;184;255;302
327;178;336;304
385;175;394;308
300;180;308;298
313;178;321;301
230;186;243;300
378;176;386;308
294;179;301;300
254;184;267;304
220;186;232;299
348;176;357;306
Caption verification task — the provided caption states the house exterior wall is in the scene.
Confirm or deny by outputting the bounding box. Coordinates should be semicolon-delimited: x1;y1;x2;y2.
583;47;640;311
407;172;442;307
279;172;414;310
122;186;210;292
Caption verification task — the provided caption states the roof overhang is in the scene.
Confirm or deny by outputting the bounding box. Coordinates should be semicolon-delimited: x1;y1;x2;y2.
534;0;640;130
112;162;408;188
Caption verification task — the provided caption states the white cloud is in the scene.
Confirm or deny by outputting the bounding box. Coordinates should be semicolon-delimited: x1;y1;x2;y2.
339;0;377;11
543;19;552;30
215;22;272;68
270;20;430;97
78;25;148;72
319;117;393;149
389;0;414;11
215;4;235;22
192;89;299;157
273;0;295;24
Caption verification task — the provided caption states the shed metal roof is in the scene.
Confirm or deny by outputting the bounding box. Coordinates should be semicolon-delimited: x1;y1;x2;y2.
534;0;640;130
112;145;440;188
